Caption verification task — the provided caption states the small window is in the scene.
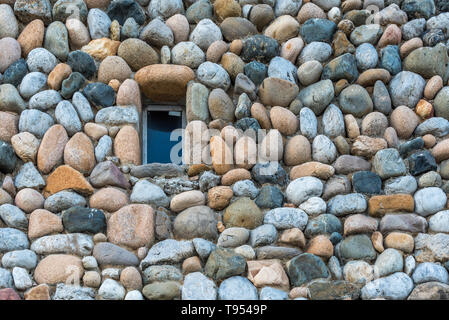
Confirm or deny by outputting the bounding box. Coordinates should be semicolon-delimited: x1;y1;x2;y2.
142;105;186;164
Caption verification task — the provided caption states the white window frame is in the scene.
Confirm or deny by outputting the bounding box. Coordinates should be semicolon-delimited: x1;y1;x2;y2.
142;105;187;164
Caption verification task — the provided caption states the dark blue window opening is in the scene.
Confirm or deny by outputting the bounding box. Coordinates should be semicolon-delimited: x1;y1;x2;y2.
145;109;184;164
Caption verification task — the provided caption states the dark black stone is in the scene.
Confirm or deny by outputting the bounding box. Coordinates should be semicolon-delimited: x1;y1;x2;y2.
62;206;106;234
399;137;425;157
321;53;359;83
107;0;146;25
352;171;382;194
287;253;329;287
244;61;267;87
423;28;446;47
67;50;96;79
241;35;280;63
330;232;343;245
61;72;86;99
300;18;337;43
3;59;28;86
408;150;437;176
255;185;284;208
401;0;436;19
0;141;17;174
82;82;116;108
251;162;287;186
436;0;449;11
234;117;261;134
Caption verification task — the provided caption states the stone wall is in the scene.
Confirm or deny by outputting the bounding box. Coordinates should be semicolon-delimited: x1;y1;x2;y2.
0;0;449;300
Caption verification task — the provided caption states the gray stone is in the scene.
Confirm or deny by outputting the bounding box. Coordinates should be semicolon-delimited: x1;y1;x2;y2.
12;267;32;290
44;191;87;213
373;80;392;115
186;82;210;122
414;187;446;217
373;148;406;179
389;71;426;108
405;255;416;276
182;272;217;300
218;276;258;300
328;256;343;280
174;205;218;241
384;176;417;194
274;0;302;16
53;283;95;300
401;18;426;40
95;106;139;126
249;224;277;247
328;193;368;216
312;134;337;164
0;268;13;289
93;242;139;266
232;180;259;199
205;248;246;280
339;84;373;117
19;109;54;139
298;42;332;64
350;24;383;45
140;18;174;48
299;107;318;139
95;135;112;163
374;248;404;278
142;265;183;284
429;210;449;233
217;227;250;248
268;56;297;83
98;279;126;300
19;72;47;99
408;281;449;300
415;117;449;137
322;104;345;137
172;42;205;69
87;8;111;39
305;214;343;237
193;238;216;261
264;208;308;230
260;287;289;300
55;100;82;136
1;250;37;270
355;43;378;71
141;239;195;268
256;245;302;260
0;84;26;114
287;253;329;286
337;234;376;261
434;87;449;120
44;21;69;61
197;62;231;91
72;92;94;122
298;80;334;116
412;262;449;284
26;48;58;74
148;0;184;19
30;233;93;256
0;204;28;230
0;228;29;253
14;162;45;189
0;4;18;39
379;214;427;234
286;177;323;205
189;18;222;51
0;142;17;174
131;163;184;178
414;233;449;262
361;272;413;300
29;90;62;111
130;179;169;207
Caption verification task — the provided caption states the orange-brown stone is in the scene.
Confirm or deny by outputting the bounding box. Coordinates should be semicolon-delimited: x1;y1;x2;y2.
43;165;94;197
368;194;414;217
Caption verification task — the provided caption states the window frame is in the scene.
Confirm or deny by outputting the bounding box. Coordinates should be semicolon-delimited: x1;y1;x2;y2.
141;104;187;165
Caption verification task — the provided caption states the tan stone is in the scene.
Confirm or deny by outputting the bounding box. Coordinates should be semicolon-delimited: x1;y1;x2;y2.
64;132;96;175
83;271;101;288
290;162;335;180
247;259;289;290
17;19;44;57
66;18;91;50
43;165;94;197
89;187;128;212
34;254;83;285
116;79;142;113
424;75;443;100
356;69;391;87
234;136;257;170
250;103;271;130
344;214;378;236
206;40;229;63
114;125;141;165
284;135;311;166
170;190;206;212
297;2;326;23
351;135;388;158
270;106;299;136
107;204;155;249
400;37;423;58
371;231;384;253
214;0;241;21
120;266;142;291
0;111;18;143
47;63;72;90
229;39;243;55
210;135;234;175
423;134;436;148
259;77;299;107
187;164;211;177
98;56;132;84
221;52;244;80
279;228;306;248
108;79;121;92
24;284;51;300
306;235;334;259
361;112;388;137
28;209;63;239
1;176;15;198
182;256;202;274
368;194;414;217
117;38;159;71
384;232;414;253
15;188;44;213
84;123;108;141
377;24;401;48
11;132;39;163
384;127;399;148
221;168;251;185
208;186;233;210
432;139;449;163
264;15;300;43
81;38;121;60
259;129;283;162
281;37;304;64
344;114;360;138
415;99;433;119
37;125;69;174
166;14;189;44
134;64;195;102
223;197;263;229
289;287;309;299
221;125;242;145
